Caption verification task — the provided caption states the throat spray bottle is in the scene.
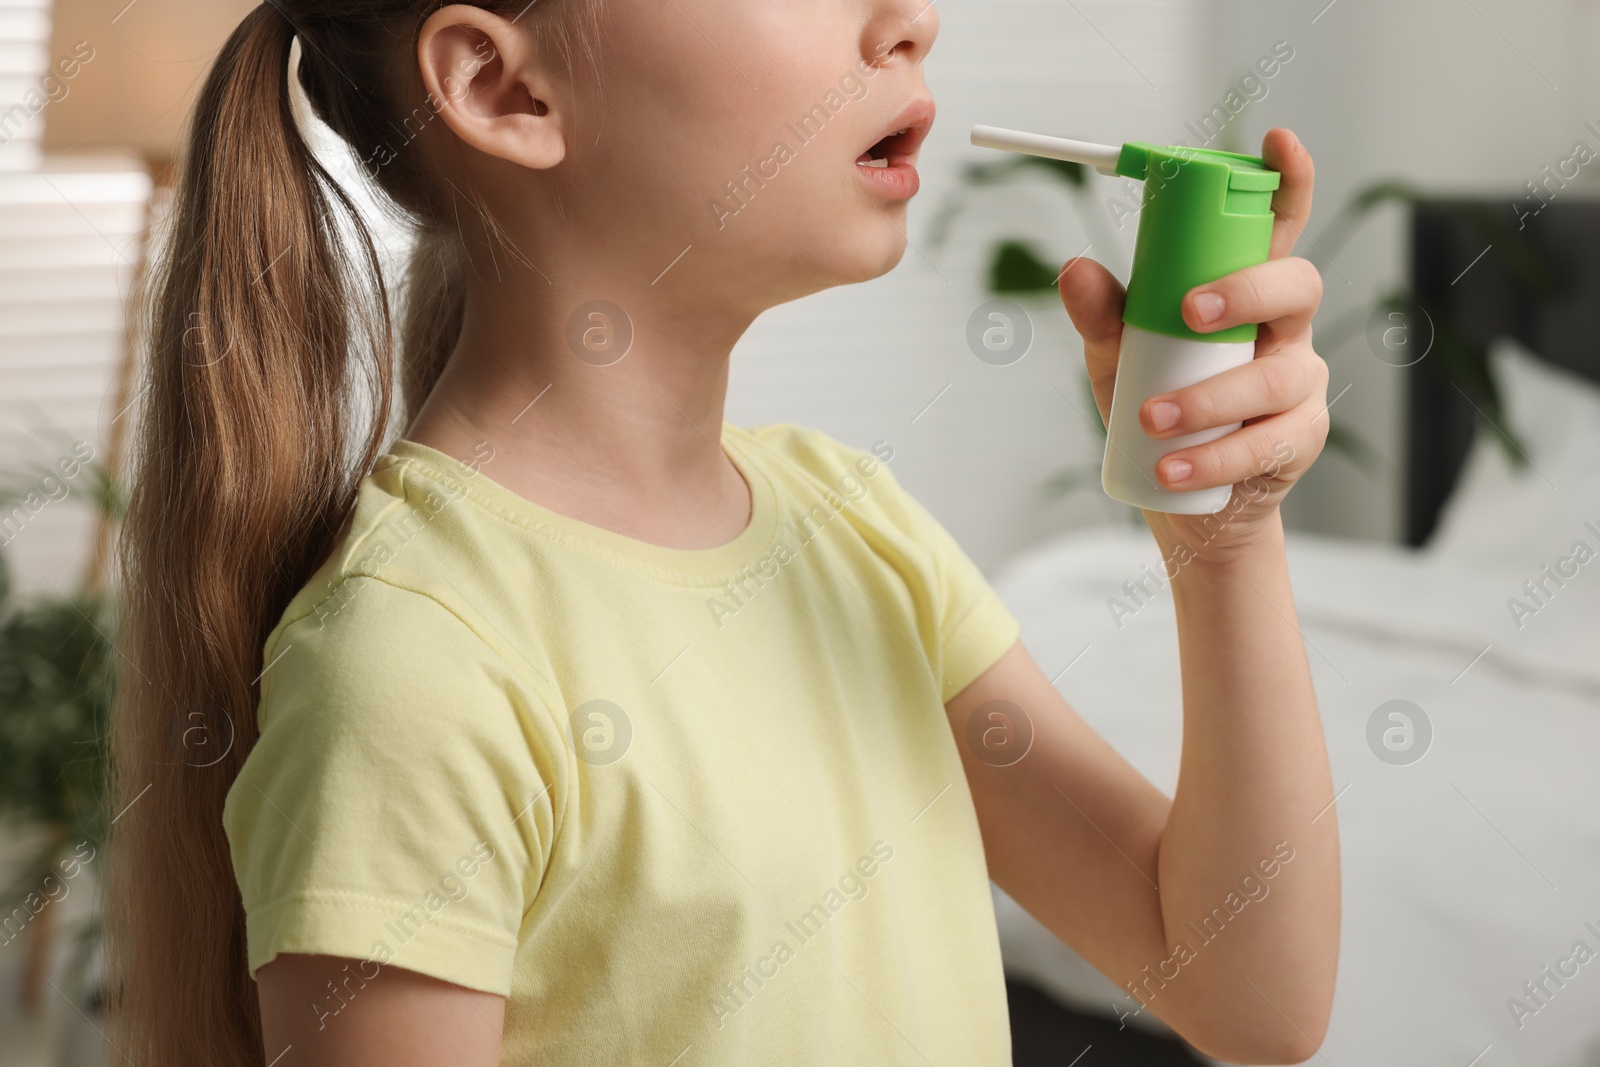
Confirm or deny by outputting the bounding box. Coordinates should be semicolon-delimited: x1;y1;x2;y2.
970;126;1282;515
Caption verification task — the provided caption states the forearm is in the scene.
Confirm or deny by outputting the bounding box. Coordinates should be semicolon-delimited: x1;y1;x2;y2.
1152;512;1340;1059
1048;125;1335;1061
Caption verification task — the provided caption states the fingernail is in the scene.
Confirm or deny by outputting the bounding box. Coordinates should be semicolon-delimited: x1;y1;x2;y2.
1162;458;1193;485
1192;291;1225;326
1148;401;1180;433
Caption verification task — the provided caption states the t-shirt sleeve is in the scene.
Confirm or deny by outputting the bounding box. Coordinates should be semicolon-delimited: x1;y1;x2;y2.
221;577;563;997
875;462;1023;701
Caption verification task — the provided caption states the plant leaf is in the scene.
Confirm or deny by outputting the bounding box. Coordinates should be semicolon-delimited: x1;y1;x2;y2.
989;241;1063;294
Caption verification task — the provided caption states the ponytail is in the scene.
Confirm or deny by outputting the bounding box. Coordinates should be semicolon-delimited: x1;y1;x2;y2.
108;0;597;1056
107;5;392;1061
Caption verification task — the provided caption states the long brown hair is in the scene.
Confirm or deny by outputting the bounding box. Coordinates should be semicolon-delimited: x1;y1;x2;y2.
107;2;595;1061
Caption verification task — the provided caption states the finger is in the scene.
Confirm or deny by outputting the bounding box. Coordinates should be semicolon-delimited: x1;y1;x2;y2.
1139;350;1328;439
1261;128;1314;261
1154;405;1324;491
1057;256;1127;422
1180;256;1323;338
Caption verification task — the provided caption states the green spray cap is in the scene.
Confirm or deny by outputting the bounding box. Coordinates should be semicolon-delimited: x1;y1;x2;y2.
969;127;1282;344
1112;142;1280;343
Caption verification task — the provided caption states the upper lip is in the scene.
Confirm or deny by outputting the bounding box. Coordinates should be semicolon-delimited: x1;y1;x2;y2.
862;97;936;161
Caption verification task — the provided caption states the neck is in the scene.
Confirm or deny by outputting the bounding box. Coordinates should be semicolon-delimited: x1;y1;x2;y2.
402;258;762;548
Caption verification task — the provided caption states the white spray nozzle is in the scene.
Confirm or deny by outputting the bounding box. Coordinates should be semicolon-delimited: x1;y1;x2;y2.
970;125;1123;177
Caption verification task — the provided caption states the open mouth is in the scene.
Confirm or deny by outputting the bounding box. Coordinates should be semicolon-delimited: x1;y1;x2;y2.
856;128;914;168
855;101;934;169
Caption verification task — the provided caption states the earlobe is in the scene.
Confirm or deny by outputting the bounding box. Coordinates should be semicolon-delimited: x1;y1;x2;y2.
416;5;566;171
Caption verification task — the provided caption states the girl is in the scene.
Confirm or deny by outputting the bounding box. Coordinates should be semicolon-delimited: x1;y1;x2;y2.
108;0;1339;1064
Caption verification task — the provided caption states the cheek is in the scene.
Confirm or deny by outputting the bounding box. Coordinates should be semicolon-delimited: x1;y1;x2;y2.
582;0;904;284
582;10;804;227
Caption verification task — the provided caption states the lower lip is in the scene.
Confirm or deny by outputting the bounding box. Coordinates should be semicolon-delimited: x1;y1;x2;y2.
853;157;920;200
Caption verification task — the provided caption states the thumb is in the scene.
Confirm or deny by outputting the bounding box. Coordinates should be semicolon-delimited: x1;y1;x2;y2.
1058;257;1126;425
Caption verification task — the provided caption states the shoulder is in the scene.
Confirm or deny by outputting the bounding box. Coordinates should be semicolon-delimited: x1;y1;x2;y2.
266;573;486;674
244;572;560;770
731;421;916;527
250;447;573;762
736;422;1020;701
260;448;546;701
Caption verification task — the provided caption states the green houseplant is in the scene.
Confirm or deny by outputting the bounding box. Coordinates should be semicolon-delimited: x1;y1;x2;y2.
0;431;122;1009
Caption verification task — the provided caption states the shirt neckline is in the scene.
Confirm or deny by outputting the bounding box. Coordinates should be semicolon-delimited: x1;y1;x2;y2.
381;423;779;582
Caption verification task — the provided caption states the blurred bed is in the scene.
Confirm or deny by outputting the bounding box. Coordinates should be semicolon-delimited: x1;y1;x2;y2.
991;200;1600;1065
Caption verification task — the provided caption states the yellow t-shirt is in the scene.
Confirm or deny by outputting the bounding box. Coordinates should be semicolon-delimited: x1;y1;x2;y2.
222;423;1023;1064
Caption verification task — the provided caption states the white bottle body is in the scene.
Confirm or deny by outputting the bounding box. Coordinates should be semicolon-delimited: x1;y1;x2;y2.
1101;323;1257;514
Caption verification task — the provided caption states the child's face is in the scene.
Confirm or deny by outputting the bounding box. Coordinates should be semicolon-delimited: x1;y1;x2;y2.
562;0;939;312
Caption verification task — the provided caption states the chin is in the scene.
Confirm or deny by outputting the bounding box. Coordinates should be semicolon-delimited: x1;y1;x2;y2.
864;238;910;279
748;220;910;308
836;229;910;283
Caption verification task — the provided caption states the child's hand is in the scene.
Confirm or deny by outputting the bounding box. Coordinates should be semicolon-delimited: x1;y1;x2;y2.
1058;128;1328;555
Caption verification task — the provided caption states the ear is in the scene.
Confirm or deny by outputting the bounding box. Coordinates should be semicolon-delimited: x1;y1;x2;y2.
416;5;566;170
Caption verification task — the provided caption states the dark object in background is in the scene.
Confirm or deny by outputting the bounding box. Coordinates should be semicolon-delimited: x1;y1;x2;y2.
1007;979;1206;1066
1404;197;1600;546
